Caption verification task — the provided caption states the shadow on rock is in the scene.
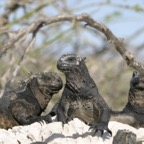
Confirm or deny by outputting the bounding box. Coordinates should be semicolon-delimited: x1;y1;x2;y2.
67;130;111;140
45;133;65;143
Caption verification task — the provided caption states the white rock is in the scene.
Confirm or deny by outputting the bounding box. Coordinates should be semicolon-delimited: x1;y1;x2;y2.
0;119;144;144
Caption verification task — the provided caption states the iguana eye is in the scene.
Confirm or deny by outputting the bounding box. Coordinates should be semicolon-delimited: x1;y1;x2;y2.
132;77;140;85
132;72;135;78
132;71;139;78
67;57;75;62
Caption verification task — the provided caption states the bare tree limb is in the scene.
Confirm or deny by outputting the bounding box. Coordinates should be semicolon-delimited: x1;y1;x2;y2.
0;0;31;26
0;30;27;58
1;13;144;72
11;37;36;83
23;13;144;72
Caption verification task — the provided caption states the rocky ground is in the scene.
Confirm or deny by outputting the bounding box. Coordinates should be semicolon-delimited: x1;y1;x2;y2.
0;118;144;144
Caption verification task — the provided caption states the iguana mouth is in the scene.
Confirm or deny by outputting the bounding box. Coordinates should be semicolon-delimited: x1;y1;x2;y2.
42;87;60;96
57;61;68;70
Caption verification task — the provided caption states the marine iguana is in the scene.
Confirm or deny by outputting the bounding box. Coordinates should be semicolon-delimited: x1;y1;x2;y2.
0;72;63;129
53;54;112;136
111;71;144;128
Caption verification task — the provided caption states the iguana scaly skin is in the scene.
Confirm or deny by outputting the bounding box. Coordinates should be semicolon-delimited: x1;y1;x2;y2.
52;54;112;136
111;71;144;128
0;72;63;129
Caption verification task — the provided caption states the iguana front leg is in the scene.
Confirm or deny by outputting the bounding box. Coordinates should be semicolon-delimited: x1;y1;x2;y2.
57;96;71;124
95;107;112;136
57;102;70;124
90;96;112;136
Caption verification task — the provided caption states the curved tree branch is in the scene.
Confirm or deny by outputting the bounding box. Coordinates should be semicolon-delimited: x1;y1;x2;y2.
1;13;144;72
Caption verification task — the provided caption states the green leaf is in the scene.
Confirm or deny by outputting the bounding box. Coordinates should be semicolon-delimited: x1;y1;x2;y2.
105;11;122;23
133;5;143;12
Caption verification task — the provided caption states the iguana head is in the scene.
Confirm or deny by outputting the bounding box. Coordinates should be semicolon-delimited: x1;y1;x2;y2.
17;72;63;110
57;54;86;73
21;72;63;96
36;72;63;95
131;71;144;89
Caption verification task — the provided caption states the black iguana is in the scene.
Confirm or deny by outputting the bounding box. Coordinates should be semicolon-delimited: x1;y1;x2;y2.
111;71;144;128
0;72;63;129
50;54;112;136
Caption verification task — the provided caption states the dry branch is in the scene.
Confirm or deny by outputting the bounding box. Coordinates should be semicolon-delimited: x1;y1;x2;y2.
0;0;30;26
1;13;144;74
4;13;144;72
